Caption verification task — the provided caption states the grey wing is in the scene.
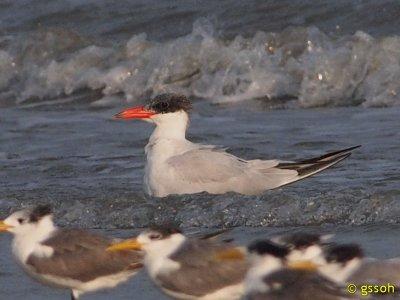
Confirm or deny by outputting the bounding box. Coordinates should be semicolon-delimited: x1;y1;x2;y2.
167;147;249;184
158;239;248;297
27;229;143;282
167;147;297;194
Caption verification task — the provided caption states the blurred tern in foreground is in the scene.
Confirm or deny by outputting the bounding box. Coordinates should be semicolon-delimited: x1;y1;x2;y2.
0;205;143;300
319;244;400;286
115;93;360;197
273;232;332;263
107;227;248;300
244;240;352;300
317;244;365;284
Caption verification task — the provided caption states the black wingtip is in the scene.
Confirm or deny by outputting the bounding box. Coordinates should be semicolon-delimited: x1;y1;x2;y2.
296;152;351;177
344;145;362;151
299;145;361;164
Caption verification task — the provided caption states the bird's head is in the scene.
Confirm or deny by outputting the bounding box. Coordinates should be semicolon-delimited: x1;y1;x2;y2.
108;226;186;258
247;239;290;267
273;232;332;263
0;204;54;236
318;243;364;283
114;93;192;124
248;238;325;272
248;239;290;257
323;243;364;268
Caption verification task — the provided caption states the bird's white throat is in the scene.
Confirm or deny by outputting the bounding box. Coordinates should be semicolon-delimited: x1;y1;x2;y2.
245;256;283;294
143;234;186;278
148;110;189;143
318;258;362;283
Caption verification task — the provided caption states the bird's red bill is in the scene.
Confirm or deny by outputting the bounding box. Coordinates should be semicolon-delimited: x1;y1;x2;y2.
114;106;156;119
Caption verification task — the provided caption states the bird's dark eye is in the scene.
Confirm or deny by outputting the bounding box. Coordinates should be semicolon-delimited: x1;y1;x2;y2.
155;102;169;112
149;233;162;240
17;218;24;224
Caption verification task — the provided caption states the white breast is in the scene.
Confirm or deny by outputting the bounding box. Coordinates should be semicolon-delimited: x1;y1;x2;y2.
12;231;54;264
144;138;194;197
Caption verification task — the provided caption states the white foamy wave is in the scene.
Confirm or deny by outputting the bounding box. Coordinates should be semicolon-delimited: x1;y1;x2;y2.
1;20;400;108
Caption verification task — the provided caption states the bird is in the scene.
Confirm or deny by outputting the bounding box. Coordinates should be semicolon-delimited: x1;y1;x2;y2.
272;232;332;264
0;204;143;300
319;243;400;287
243;240;353;300
107;227;249;300
114;93;361;197
316;244;364;284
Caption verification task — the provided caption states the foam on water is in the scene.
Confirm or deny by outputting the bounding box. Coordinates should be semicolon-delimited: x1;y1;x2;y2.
1;20;400;108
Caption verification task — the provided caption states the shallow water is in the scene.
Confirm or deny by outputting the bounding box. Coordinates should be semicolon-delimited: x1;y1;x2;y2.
0;102;399;227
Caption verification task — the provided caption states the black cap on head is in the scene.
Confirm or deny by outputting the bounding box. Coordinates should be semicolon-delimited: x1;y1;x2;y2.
326;244;364;264
146;93;192;114
148;225;182;238
280;232;322;250
248;240;290;258
29;204;52;222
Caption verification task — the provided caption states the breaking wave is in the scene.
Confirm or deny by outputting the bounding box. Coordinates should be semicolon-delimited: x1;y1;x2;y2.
1;19;400;108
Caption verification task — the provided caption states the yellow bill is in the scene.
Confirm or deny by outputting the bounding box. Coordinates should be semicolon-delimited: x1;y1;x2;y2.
288;260;318;271
0;220;12;232
107;238;143;252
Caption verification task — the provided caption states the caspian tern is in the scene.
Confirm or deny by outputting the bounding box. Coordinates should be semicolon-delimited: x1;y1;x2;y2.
115;93;360;197
108;227;249;300
0;205;143;300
